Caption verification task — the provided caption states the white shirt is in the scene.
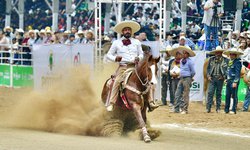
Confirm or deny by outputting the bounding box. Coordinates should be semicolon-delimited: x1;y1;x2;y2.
190;24;201;33
202;0;224;26
107;37;144;64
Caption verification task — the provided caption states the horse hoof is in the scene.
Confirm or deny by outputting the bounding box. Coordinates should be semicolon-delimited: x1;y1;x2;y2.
144;135;151;143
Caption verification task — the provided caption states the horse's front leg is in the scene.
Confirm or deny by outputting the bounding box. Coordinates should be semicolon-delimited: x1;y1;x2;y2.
131;101;151;143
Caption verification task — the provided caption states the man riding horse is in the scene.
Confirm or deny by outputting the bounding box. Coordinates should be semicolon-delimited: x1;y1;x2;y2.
106;20;159;112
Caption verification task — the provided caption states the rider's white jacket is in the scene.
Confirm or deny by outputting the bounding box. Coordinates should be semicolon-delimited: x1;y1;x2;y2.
107;37;144;64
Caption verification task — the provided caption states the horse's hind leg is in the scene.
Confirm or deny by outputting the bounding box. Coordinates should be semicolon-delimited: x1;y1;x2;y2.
131;103;151;143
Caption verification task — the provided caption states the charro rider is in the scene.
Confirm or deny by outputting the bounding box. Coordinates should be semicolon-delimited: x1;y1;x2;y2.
106;20;158;112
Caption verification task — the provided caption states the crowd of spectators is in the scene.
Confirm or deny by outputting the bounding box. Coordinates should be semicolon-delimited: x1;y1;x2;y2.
0;0;249;49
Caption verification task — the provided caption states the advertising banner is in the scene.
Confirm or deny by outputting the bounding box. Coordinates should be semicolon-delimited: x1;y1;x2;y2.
32;44;94;89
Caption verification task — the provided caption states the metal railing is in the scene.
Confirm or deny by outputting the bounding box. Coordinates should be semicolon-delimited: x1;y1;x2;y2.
0;44;32;66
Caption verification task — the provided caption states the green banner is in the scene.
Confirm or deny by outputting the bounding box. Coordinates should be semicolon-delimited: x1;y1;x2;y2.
13;66;33;87
0;65;33;87
0;64;11;86
222;78;247;102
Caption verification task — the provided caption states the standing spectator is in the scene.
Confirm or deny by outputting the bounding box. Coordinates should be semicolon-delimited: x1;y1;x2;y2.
168;47;183;107
62;30;70;44
0;30;9;63
27;30;36;46
65;34;77;44
3;26;14;42
35;29;46;44
85;30;95;44
223;48;243;114
206;46;228;113
172;46;196;114
241;68;250;112
202;0;224;51
45;30;53;44
76;30;86;44
160;46;172;105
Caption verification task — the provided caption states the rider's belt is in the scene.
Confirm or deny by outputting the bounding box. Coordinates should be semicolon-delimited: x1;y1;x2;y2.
180;76;191;79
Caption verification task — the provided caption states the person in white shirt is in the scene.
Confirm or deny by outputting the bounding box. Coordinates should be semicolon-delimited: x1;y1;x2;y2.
106;20;158;111
202;0;224;51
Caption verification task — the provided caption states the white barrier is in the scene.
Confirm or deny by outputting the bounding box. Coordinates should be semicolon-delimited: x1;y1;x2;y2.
33;44;94;89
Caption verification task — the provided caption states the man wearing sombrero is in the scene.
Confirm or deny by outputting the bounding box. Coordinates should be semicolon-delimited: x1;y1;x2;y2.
106;20;158;111
172;46;196;114
160;45;173;105
167;46;183;107
223;48;243;114
206;46;228;113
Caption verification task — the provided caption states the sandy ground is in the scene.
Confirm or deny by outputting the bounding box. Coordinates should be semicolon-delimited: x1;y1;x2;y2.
0;87;250;150
0;64;250;149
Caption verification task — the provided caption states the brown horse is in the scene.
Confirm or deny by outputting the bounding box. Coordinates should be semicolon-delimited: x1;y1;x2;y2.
101;55;160;143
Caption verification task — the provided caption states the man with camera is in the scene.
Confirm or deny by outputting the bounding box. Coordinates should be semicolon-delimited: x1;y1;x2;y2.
202;0;224;51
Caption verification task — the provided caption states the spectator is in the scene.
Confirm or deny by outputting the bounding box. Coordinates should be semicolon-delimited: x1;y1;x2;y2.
65;34;77;44
76;30;86;44
172;46;196;114
202;0;224;51
206;46;228;113
27;30;36;46
85;30;94;44
241;68;250;112
160;46;172;105
223;48;243;114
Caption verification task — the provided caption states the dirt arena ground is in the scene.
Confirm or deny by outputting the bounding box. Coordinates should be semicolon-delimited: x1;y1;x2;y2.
0;87;250;150
0;66;250;149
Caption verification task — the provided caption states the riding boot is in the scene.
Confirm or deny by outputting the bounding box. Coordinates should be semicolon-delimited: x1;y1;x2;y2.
106;67;126;111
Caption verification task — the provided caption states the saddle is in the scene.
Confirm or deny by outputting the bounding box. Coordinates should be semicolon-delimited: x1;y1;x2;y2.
106;69;135;110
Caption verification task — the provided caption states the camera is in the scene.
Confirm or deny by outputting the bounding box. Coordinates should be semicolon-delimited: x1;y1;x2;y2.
212;4;221;18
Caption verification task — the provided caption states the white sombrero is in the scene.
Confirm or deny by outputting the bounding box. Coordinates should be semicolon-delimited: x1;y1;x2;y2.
209;46;225;55
77;30;84;35
170;46;195;57
113;20;140;35
223;48;244;57
16;28;24;33
160;45;172;53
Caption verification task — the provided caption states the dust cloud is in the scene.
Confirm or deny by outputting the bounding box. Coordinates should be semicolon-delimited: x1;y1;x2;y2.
0;64;117;136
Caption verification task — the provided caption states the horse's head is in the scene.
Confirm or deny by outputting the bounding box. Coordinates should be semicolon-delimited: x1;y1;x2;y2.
148;55;160;85
136;55;160;86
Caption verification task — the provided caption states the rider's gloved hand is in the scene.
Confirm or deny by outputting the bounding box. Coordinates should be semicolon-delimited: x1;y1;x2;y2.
134;57;140;64
115;56;122;62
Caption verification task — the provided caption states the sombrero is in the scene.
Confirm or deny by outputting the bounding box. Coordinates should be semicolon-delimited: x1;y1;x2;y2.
113;20;140;35
223;48;244;57
170;46;195;57
4;26;13;32
16;28;24;33
77;30;84;35
209;46;225;55
160;45;172;53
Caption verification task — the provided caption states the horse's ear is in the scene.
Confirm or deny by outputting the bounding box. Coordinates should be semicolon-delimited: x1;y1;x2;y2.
155;56;160;63
148;55;153;62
